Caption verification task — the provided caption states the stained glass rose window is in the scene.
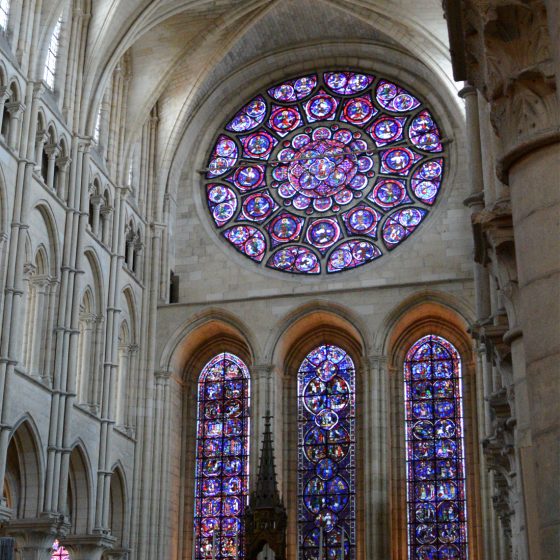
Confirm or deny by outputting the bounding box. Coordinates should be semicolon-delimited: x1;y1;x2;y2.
204;71;445;274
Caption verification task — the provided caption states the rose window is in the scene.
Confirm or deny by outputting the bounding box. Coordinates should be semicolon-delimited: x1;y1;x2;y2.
204;71;446;274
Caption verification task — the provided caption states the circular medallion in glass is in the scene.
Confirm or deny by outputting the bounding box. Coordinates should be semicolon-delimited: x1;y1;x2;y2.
204;71;446;274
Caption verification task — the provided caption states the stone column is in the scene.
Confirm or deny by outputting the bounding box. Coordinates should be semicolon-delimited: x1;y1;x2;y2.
90;194;104;237
508;142;559;558
133;238;143;275
115;344;130;426
101;206;114;246
5;101;25;151
444;2;560;557
55;156;71;201
44;143;60;190
125;239;134;270
364;354;389;560
34;130;48;171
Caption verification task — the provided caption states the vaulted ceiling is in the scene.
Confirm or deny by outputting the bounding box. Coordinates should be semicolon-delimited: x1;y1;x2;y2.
44;0;459;198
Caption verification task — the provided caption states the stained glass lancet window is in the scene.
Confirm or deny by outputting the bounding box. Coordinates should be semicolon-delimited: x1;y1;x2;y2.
404;335;468;559
51;541;70;559
194;352;250;560
43;14;62;89
298;345;355;559
204;71;446;274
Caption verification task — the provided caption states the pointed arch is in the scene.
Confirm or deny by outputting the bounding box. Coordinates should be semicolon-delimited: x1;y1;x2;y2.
269;301;368;371
384;299;482;560
158;308;256;381
108;464;129;547
83;248;105;314
33;201;61;277
4;416;44;518
66;441;93;534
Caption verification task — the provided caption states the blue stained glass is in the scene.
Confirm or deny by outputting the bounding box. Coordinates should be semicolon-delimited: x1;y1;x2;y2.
298;345;355;559
204;71;447;274
194;353;250;560
404;336;468;560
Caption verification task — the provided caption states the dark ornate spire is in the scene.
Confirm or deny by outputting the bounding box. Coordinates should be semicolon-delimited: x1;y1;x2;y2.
253;412;281;508
244;412;287;560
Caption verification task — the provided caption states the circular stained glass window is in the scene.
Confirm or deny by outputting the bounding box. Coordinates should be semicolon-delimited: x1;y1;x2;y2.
204;71;446;274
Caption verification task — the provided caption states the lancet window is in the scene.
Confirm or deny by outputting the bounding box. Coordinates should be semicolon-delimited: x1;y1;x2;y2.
0;0;9;30
193;353;250;559
44;14;63;89
404;335;468;559
298;344;355;559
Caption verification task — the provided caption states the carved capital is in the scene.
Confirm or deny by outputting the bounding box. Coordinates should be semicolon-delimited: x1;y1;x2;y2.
56;156;71;171
5;101;25;117
446;0;559;179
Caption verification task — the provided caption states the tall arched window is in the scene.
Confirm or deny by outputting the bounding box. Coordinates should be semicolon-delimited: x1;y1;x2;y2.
194;352;250;560
0;0;9;31
43;14;63;89
298;344;355;559
404;335;468;559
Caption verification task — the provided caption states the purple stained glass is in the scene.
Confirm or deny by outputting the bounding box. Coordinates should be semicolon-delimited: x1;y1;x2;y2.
223;225;266;262
51;541;70;560
409;110;443;152
204;71;446;274
194;353;250;560
298;345;355;559
268;74;318;102
324;71;374;95
226;95;267;133
404;336;468;560
376;79;421;112
383;208;427;248
267;245;320;274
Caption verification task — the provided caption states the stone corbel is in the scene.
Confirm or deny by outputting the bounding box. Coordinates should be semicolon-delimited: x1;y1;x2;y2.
103;548;130;560
5;513;70;558
63;533;117;560
23;262;37;277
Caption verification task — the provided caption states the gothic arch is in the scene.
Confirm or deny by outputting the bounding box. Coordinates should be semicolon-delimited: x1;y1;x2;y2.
32;201;61;277
108;464;129;547
268;301;369;367
66;441;93;535
384;299;482;560
83;248;105;313
159;308;257;379
271;305;367;560
4;416;44;519
121;286;138;343
165;310;255;560
377;290;475;356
